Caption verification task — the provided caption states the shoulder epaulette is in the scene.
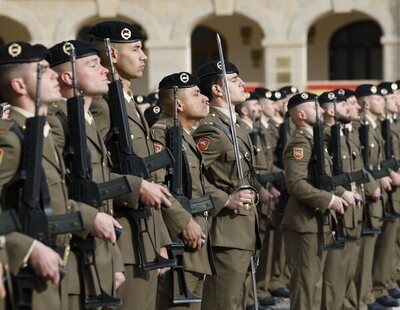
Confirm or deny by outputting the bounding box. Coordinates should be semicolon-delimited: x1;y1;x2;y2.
151;123;167;130
0;119;14;134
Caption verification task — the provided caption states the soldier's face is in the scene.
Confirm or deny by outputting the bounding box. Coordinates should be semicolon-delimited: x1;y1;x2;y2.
259;98;275;118
246;100;261;120
76;55;109;96
347;96;361;120
385;94;398;114
179;86;209;120
27;60;62;105
114;41;147;80
368;95;384;116
336;101;351;124
226;73;246;104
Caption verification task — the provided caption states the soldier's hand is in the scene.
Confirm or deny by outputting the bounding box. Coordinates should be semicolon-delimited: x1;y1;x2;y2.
369;187;381;202
330;195;347;214
389;170;400;187
139;180;171;209
0;262;5;299
259;187;274;204
90;213;122;244
341;191;356;206
225;189;254;210
114;271;125;290
380;176;392;191
28;241;63;284
182;218;204;250
157;247;170;277
269;186;281;201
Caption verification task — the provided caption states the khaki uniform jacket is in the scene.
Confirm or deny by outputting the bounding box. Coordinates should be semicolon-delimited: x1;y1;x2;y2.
0;109;97;308
192;107;261;252
151;117;228;275
281;127;346;233
89;97;170;265
357;117;385;226
389;118;400;208
47;101;126;296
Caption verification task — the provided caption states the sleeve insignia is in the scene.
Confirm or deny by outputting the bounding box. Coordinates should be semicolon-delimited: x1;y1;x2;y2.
293;147;304;159
154;143;163;153
197;137;211;152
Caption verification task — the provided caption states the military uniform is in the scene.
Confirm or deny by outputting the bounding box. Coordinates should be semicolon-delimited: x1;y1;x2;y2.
321;118;378;310
354;112;385;308
152;115;229;309
0;108;98;310
192;106;261;310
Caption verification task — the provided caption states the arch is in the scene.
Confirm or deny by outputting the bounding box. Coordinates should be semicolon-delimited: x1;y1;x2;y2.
0;2;45;42
170;1;268;43
329;21;382;80
288;0;393;42
53;1;163;43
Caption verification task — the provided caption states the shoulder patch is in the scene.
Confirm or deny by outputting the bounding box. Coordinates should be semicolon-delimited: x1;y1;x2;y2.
197;137;211;152
293;147;304;160
154;143;163;153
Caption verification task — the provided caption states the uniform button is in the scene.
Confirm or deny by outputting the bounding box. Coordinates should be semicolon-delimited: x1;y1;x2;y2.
370;143;375;148
102;162;106;167
131;134;134;140
211;113;215;117
67;206;71;211
124;202;128;206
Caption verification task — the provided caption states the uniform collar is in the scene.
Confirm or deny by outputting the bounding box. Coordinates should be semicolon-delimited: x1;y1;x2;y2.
365;114;378;129
271;115;283;124
260;115;269;129
213;106;237;123
11;106;51;137
240;117;253;129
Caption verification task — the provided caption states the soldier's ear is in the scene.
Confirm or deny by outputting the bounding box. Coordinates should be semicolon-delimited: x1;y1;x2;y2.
177;99;184;113
59;71;73;87
10;77;27;96
110;46;118;63
211;84;223;98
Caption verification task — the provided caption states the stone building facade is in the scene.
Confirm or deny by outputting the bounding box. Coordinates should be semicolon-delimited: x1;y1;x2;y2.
0;0;399;93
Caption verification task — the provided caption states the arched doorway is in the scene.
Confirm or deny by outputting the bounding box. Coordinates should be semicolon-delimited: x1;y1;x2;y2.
76;17;149;94
329;21;382;80
191;14;264;87
191;26;227;75
0;16;31;44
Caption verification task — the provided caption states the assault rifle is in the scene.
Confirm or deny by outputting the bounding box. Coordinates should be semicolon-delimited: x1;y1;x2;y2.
165;86;214;304
103;38;175;272
2;63;84;310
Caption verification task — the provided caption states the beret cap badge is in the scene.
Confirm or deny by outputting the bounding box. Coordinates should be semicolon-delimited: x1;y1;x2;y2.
216;61;222;70
62;42;74;55
180;73;189;83
8;43;22;58
371;86;377;94
301;92;308;100
275;91;282;99
121;28;132;40
328;92;335;100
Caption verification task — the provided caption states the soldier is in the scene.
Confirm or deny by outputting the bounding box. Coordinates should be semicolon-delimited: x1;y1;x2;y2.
152;72;237;309
87;21;173;309
192;60;267;309
353;84;394;310
0;41;108;310
371;82;400;306
318;91;377;310
282;92;358;310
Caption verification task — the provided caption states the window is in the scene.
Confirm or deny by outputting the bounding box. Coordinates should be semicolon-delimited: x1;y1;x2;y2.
329;21;382;80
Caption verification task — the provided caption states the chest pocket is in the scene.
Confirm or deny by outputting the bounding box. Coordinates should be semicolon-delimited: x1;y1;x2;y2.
225;149;236;162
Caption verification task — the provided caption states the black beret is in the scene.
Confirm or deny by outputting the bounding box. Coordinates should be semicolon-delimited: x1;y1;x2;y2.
245;92;261;101
89;21;143;43
0;41;49;66
377;82;398;96
196;60;239;80
355;84;380;98
133;95;148;105
144;104;162;127
158;72;199;91
333;88;355;100
318;91;346;106
396;80;400;90
254;87;271;98
287;92;318;111
278;85;299;99
147;92;159;104
48;40;99;67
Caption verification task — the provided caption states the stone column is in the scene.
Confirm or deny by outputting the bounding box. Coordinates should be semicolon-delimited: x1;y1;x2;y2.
381;35;400;81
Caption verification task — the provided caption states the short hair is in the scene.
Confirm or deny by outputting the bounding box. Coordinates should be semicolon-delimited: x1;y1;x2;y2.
0;63;27;102
198;74;222;101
